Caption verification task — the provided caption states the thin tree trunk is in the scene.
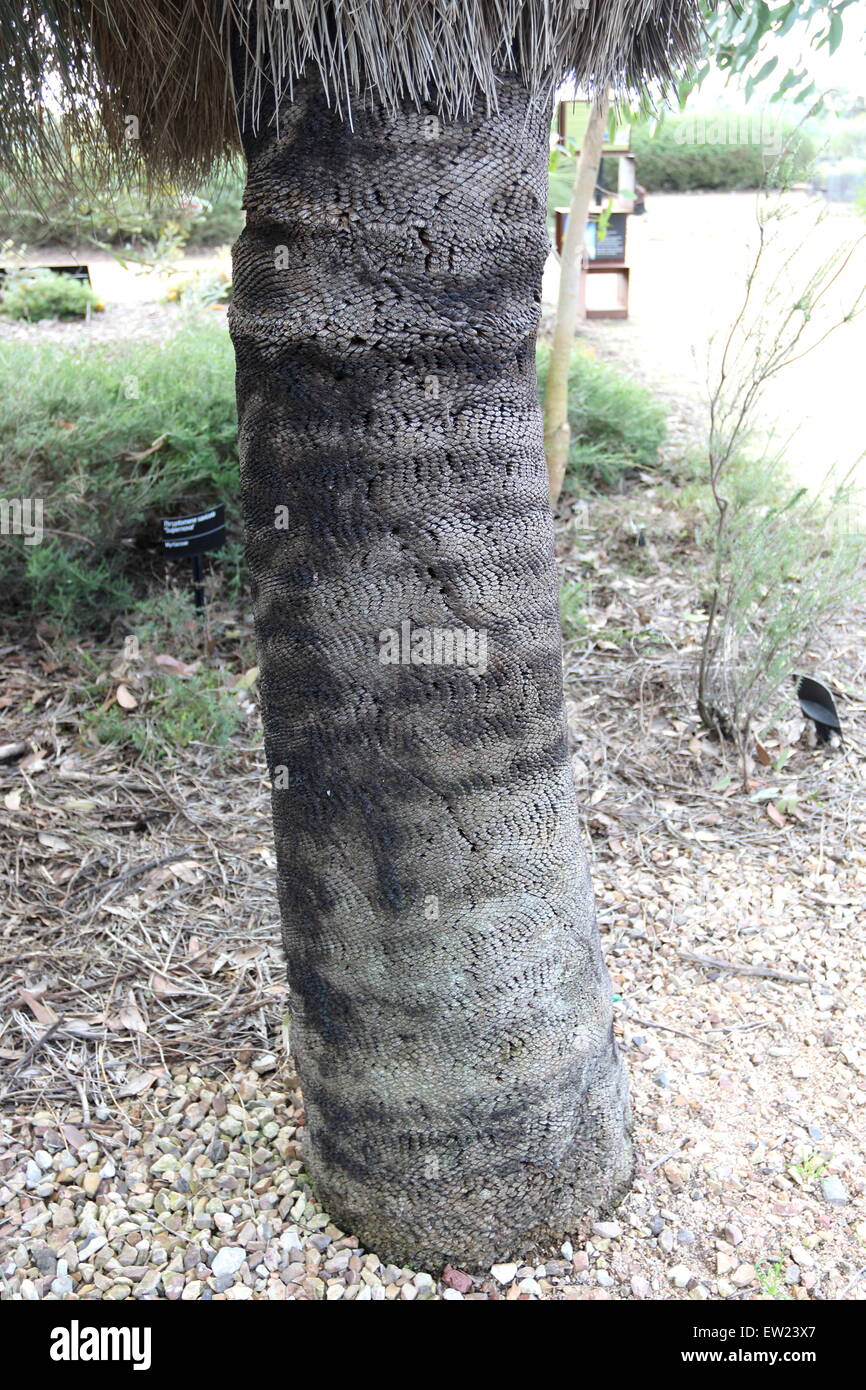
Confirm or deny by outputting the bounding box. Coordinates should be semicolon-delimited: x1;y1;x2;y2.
543;94;610;505
229;74;632;1270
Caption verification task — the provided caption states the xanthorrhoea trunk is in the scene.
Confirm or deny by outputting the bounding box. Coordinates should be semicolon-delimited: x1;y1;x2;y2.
230;74;632;1269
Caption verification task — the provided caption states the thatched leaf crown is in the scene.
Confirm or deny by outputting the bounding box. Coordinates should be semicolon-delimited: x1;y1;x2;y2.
0;1;701;182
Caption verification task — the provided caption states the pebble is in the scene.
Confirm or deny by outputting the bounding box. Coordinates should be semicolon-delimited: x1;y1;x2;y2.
442;1266;473;1293
821;1176;848;1207
491;1262;518;1284
211;1247;246;1279
592;1222;622;1239
252;1053;278;1074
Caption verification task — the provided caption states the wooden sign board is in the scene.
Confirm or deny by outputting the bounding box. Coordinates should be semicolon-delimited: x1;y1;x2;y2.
581;264;630;320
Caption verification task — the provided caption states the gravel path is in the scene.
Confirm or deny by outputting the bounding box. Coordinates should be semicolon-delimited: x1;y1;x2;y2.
3;829;864;1299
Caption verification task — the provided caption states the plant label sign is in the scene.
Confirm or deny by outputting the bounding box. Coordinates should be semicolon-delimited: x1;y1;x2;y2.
161;505;226;557
585;211;627;263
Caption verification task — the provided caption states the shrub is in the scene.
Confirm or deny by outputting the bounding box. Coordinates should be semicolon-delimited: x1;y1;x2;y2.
24;539;134;630
0;316;238;631
0;267;98;320
696;455;864;750
630;111;816;192
0;164;245;248
695;195;866;762
536;344;667;489
166;265;232;306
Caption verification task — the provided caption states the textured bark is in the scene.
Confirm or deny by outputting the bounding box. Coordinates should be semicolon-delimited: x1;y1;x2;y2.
230;73;632;1270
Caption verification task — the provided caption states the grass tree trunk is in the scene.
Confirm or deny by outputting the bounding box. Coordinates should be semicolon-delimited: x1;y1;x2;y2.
229;74;632;1270
544;94;610;505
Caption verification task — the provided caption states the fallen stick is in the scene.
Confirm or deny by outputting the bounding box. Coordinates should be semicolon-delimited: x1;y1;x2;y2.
838;1265;866;1300
644;1136;689;1176
629;1016;699;1041
7;1019;62;1075
66;848;200;903
677;950;812;985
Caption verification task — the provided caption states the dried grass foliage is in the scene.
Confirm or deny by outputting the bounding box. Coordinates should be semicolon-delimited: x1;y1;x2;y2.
0;1;701;186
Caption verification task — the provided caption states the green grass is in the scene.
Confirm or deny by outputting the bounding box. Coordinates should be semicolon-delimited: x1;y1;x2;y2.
754;1257;792;1300
85;667;242;761
0;322;664;633
559;575;589;639
0;316;238;631
537;344;667;490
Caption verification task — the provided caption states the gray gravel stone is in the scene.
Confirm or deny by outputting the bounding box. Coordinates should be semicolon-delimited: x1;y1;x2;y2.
821;1176;848;1206
211;1246;246;1279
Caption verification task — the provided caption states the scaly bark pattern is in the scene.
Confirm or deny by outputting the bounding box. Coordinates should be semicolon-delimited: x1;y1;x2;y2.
230;74;632;1269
